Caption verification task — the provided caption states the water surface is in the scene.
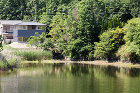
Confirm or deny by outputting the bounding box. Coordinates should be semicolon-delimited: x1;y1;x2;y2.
0;63;140;93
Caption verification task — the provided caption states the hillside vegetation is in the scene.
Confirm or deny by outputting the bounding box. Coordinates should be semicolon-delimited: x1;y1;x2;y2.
0;0;140;63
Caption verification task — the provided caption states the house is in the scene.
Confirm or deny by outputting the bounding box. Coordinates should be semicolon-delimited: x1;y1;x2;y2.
0;20;46;43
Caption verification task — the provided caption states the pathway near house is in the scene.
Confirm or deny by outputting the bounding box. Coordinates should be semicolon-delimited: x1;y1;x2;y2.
9;43;36;48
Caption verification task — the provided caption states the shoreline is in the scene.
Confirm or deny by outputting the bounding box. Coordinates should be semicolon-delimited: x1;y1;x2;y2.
0;60;140;72
21;60;140;68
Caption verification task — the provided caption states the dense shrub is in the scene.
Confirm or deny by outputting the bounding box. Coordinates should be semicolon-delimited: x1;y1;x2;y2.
117;18;140;62
94;28;125;60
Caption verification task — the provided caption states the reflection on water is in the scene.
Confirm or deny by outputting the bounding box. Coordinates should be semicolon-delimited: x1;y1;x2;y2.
0;63;140;93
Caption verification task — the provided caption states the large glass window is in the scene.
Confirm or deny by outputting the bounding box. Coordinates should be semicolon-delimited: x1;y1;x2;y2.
23;37;29;41
18;37;23;42
10;26;14;32
23;26;27;30
28;25;36;30
38;26;46;30
18;37;29;42
32;26;36;30
6;36;13;39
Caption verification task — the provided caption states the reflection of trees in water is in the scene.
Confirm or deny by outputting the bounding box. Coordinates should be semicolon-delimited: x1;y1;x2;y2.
93;65;140;78
44;63;65;76
121;68;140;77
70;64;90;76
42;63;140;78
129;68;140;77
53;63;65;73
93;65;120;78
103;66;120;77
46;63;94;77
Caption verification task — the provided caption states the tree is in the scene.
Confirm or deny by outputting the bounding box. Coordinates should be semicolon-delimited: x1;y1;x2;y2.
94;28;125;60
66;0;104;59
27;32;46;48
48;12;67;53
117;18;140;62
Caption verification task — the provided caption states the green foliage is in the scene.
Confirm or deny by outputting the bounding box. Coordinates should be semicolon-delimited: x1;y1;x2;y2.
48;12;67;53
0;59;17;69
27;32;46;48
117;18;140;62
43;38;55;51
14;49;53;61
88;51;94;61
64;0;104;59
101;15;124;33
77;0;103;43
67;39;93;59
26;0;140;62
49;12;66;42
94;28;125;60
0;0;139;21
0;0;46;20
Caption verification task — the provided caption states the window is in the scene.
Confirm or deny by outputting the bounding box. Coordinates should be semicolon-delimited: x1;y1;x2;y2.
18;37;29;42
38;26;45;30
28;26;36;30
23;37;29;41
6;36;13;39
32;26;36;30
23;26;26;29
10;26;14;31
18;37;23;42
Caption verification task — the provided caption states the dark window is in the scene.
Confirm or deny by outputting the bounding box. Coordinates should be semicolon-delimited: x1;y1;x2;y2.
6;36;13;39
28;26;36;30
32;26;36;30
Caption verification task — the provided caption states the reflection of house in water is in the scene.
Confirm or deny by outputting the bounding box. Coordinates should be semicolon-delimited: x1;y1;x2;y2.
0;76;19;93
0;75;40;93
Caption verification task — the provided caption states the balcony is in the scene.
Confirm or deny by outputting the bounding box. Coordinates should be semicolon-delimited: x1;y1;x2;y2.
17;30;46;37
3;30;13;35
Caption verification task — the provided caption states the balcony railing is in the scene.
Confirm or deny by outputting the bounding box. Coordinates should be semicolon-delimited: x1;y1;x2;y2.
3;30;13;34
3;30;13;33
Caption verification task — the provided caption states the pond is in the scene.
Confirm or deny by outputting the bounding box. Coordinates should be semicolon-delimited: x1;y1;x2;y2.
0;63;140;93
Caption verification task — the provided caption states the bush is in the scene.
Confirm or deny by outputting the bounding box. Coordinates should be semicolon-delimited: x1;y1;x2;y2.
117;18;140;63
88;51;94;61
42;51;53;60
0;59;17;69
117;44;140;62
67;39;93;59
94;28;125;60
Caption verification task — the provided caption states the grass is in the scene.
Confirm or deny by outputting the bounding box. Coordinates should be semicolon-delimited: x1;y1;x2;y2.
2;45;53;61
14;50;53;61
0;45;53;70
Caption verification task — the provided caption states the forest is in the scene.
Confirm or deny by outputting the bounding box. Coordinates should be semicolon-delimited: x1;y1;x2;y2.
0;0;140;62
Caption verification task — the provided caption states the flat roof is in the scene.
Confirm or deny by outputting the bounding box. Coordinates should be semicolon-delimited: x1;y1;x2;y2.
15;22;46;26
0;20;22;25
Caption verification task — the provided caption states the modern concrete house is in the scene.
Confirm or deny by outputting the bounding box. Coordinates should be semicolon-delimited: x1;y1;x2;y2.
0;20;46;43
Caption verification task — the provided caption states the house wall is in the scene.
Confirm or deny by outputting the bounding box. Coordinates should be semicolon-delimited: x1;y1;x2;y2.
3;34;13;43
13;26;18;42
13;26;27;42
13;25;46;43
0;24;2;35
2;25;14;33
15;26;27;30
